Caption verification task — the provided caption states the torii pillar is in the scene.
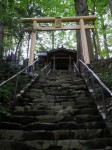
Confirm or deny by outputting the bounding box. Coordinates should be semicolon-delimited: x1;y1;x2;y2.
28;20;37;72
80;19;90;65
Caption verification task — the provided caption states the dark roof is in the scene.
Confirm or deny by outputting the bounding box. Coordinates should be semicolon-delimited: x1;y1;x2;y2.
38;47;77;57
48;47;77;54
38;51;47;56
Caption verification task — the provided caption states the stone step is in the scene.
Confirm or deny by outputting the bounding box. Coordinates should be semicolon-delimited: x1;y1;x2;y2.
30;83;87;90
19;95;55;104
21;94;93;104
22;121;105;131
75;114;102;123
18;138;112;149
0;140;29;150
72;78;85;84
77;108;99;115
15;102;97;112
23;91;89;99
62;84;87;90
2;115;38;125
15;99;96;111
31;78;85;85
43;91;72;96
2;113;102;125
55;94;85;100
0;129;111;141
0;138;112;150
22;93;46;99
13;110;57;116
12;106;100;116
55;99;95;106
23;129;111;141
17;98;95;109
71;104;96;109
36;114;102;123
0;121;104;131
0;122;22;130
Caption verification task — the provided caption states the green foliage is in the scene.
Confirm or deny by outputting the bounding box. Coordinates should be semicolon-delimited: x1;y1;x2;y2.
0;83;14;105
0;62;21;82
87;0;112;59
99;49;109;58
94;87;102;99
0;73;33;110
0;104;11;117
97;71;112;87
0;0;111;60
0;84;13;116
38;0;75;17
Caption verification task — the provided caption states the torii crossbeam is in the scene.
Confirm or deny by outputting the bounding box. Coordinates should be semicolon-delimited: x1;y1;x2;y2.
21;16;96;69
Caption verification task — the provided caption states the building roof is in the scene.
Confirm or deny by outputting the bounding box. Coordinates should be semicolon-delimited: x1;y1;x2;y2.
38;47;77;57
38;51;47;56
48;47;77;54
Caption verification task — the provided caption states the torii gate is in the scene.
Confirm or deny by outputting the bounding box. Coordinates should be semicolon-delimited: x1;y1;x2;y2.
21;16;96;68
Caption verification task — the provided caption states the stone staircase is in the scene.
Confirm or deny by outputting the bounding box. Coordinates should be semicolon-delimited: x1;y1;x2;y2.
0;70;112;150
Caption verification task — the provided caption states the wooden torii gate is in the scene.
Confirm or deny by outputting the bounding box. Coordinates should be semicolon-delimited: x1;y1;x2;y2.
21;16;96;68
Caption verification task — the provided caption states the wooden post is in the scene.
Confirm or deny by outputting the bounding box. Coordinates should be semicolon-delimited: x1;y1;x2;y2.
28;20;37;68
68;55;71;70
52;31;54;49
53;55;56;70
80;19;90;64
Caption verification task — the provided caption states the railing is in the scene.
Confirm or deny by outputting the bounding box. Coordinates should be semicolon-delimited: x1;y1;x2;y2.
40;63;51;76
0;59;51;108
73;60;112;122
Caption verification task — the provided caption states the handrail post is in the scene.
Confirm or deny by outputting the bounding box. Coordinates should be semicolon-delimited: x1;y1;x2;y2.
53;55;56;71
14;75;19;101
100;86;107;119
91;74;95;94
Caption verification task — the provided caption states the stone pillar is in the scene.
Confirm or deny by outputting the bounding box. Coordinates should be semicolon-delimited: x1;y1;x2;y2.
28;20;37;71
80;19;90;65
53;55;55;70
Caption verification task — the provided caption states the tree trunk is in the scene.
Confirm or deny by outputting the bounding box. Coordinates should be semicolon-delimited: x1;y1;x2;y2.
0;24;4;64
101;18;109;58
95;28;102;59
103;31;109;58
74;0;94;62
91;29;98;60
109;0;112;16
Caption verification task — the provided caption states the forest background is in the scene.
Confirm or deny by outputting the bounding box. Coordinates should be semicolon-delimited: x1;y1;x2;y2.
0;0;112;63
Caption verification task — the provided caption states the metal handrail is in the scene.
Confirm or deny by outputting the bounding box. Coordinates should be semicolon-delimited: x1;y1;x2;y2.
0;59;51;104
77;59;112;121
41;63;51;72
79;59;112;96
73;62;79;75
0;58;39;87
